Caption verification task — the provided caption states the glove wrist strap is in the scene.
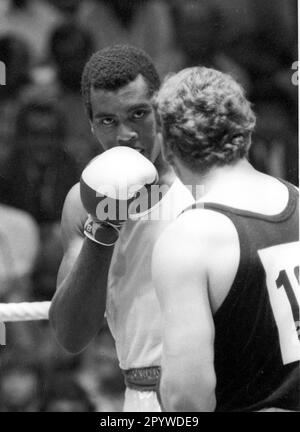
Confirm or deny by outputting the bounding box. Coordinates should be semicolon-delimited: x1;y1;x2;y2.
84;216;120;246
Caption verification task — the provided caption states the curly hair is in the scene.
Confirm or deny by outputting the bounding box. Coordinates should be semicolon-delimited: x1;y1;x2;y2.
155;67;256;172
81;45;160;120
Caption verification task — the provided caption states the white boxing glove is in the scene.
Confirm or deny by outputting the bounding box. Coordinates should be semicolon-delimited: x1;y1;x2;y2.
80;146;158;246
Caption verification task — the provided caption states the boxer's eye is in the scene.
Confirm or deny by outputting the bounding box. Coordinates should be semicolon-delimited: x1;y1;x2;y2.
132;109;147;120
97;117;115;127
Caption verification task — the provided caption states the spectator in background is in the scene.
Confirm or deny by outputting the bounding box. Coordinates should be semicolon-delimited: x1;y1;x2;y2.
50;23;93;94
3;98;78;224
0;360;42;412
0;0;62;65
31;224;63;302
222;0;297;106
78;327;125;412
48;0;82;20
49;23;98;171
0;35;32;200
1;97;77;325
162;0;250;89
78;0;173;78
250;92;298;186
40;372;95;412
0;34;31;100
225;32;297;106
212;0;296;51
0;204;39;302
0;204;40;360
0;40;38;301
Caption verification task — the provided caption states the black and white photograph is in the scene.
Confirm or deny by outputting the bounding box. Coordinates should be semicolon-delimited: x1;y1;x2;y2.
0;0;298;417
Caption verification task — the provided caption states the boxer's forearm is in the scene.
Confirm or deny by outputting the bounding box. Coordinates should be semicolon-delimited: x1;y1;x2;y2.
49;238;114;353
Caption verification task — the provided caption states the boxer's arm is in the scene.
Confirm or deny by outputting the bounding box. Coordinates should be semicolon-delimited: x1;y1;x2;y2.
153;209;239;411
49;184;114;354
152;212;217;412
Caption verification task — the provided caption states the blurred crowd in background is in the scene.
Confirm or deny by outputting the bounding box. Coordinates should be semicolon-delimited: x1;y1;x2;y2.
0;0;298;412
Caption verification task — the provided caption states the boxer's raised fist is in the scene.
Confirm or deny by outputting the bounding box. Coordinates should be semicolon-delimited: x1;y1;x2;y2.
80;147;158;245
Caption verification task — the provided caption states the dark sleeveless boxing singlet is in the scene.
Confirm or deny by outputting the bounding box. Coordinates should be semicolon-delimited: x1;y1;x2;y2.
185;180;299;411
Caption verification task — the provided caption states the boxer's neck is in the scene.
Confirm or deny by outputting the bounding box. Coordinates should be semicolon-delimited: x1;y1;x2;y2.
155;152;176;187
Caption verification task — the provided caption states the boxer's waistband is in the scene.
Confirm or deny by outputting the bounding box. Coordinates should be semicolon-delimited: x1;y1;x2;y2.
122;366;161;392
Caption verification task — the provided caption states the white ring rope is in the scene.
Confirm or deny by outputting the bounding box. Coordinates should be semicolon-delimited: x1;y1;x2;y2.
0;302;50;322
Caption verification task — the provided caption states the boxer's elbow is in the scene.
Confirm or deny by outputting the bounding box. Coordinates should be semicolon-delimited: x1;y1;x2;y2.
54;332;86;355
51;323;88;354
59;338;87;355
49;298;88;354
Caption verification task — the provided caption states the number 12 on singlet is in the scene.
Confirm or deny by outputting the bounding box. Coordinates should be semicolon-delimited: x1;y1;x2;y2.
258;242;300;365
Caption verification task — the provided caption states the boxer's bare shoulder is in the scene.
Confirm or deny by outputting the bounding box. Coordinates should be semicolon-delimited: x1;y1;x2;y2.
153;208;239;277
152;208;240;313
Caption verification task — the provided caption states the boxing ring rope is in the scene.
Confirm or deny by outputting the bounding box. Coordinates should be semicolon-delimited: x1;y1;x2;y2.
0;302;50;322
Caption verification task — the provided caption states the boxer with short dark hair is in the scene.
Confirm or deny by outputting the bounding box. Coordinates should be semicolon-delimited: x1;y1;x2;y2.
153;67;299;411
50;45;194;411
81;44;160;121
